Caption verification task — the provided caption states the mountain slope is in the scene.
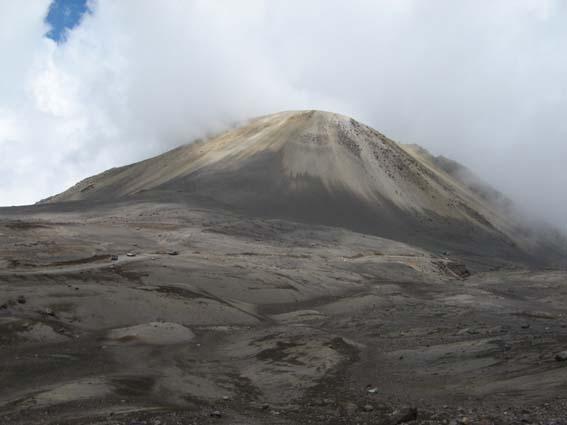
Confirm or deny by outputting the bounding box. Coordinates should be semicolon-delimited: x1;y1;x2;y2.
43;110;565;265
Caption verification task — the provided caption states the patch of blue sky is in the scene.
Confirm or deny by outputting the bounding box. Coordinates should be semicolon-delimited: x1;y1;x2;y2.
45;0;89;43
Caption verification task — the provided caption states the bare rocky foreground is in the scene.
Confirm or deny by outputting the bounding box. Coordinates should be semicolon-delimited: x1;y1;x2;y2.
1;200;567;425
2;111;567;424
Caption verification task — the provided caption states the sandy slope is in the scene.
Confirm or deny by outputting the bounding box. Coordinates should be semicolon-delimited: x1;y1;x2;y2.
42;110;498;221
42;110;566;265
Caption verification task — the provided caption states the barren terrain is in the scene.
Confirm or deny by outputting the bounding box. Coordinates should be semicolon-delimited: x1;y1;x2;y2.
1;199;566;424
2;111;567;424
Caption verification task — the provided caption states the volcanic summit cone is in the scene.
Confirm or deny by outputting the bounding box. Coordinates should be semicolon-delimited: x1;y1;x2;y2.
44;110;564;263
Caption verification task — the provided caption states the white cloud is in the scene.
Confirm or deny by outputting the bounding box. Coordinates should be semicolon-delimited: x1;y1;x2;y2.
0;0;566;229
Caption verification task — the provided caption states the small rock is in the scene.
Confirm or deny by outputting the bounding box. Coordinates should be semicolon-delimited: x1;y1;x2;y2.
555;351;567;361
0;303;8;309
17;295;26;304
210;410;222;418
363;404;374;412
521;323;530;329
367;387;378;394
110;255;118;261
167;250;179;256
446;262;470;278
222;395;230;400
261;403;270;410
388;406;418;425
449;417;470;425
342;401;358;416
126;252;136;257
41;307;56;317
457;327;480;336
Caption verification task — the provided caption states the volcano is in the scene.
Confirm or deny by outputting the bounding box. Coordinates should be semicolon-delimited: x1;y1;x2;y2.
43;110;564;265
2;111;567;424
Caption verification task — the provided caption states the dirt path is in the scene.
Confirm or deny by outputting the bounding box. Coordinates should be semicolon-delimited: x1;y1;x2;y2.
0;253;157;276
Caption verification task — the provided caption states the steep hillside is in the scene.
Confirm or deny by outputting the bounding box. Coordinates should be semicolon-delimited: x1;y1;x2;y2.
42;110;564;264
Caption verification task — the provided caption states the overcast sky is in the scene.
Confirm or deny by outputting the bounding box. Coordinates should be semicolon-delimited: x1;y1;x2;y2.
1;0;566;228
